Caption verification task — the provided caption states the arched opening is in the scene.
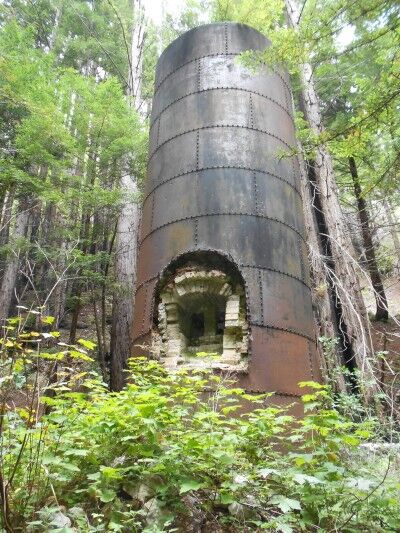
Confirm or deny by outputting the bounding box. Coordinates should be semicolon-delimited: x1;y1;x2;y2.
190;312;205;341
154;250;249;367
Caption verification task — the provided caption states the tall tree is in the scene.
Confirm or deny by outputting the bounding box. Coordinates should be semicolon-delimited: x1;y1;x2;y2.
348;156;388;321
285;0;374;389
110;0;146;390
0;4;146;379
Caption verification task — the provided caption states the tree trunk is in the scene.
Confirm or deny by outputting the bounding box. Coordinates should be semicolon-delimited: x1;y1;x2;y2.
285;0;375;395
110;0;145;391
297;153;347;391
349;156;388;321
0;198;31;322
0;189;15;248
69;209;91;344
50;238;69;326
382;197;400;267
110;175;140;390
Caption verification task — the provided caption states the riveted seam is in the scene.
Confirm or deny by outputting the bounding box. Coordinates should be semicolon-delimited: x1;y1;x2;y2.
149;86;294;131
149;123;295;162
139;212;306;247
155;52;293;98
143;166;301;205
249;322;315;343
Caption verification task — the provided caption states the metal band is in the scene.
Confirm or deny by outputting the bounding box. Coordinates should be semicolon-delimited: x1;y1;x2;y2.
135;274;159;294
155;51;292;101
195;130;200;170
252;171;259;215
149;86;294;132
143;166;301;206
194;218;199;246
258;269;264;323
139;212;306;246
249;322;315;343
149;123;295;162
197;57;201;91
240;264;311;290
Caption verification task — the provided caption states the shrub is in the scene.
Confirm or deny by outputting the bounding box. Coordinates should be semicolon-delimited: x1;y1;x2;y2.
1;319;399;531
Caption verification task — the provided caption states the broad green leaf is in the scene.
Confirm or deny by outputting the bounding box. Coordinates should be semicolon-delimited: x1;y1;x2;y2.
99;488;116;503
220;493;236;504
270;495;301;514
293;473;323;485
179;480;205;494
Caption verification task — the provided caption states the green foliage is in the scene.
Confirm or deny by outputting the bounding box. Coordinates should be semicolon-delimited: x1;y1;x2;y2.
1;327;399;531
0;6;148;326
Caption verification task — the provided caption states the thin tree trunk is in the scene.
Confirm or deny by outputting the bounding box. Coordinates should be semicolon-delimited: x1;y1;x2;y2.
0;198;31;322
68;142;96;344
285;0;375;396
382;197;400;266
349;156;388;321
93;296;106;377
50;239;69;326
68;210;91;344
0;189;15;248
110;0;145;390
36;201;57;301
297;153;347;390
110;176;140;390
49;91;78;325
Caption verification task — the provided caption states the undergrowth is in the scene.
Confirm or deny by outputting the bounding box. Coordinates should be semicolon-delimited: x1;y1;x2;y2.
0;315;399;532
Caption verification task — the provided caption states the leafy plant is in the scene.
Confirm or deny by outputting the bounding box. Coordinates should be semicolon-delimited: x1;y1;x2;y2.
1;323;399;531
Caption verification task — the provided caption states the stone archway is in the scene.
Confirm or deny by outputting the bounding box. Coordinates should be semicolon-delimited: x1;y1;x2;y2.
154;252;248;369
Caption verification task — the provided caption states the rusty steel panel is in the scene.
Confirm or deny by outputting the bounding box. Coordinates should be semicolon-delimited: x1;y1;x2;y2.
132;22;321;396
147;127;299;199
255;172;305;235
259;270;315;338
143;169;304;239
151;56;292;123
154;23;269;92
154;90;295;149
136;221;196;284
194;215;304;278
241;327;317;395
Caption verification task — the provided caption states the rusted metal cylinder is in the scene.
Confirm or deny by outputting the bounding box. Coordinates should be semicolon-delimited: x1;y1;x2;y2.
132;22;321;399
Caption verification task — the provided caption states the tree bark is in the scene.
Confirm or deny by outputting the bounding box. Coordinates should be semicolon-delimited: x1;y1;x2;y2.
0;189;15;249
285;0;375;395
349;156;388;321
110;0;145;391
68;208;92;344
382;197;400;267
50;238;69;326
297;153;347;391
0;198;31;322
